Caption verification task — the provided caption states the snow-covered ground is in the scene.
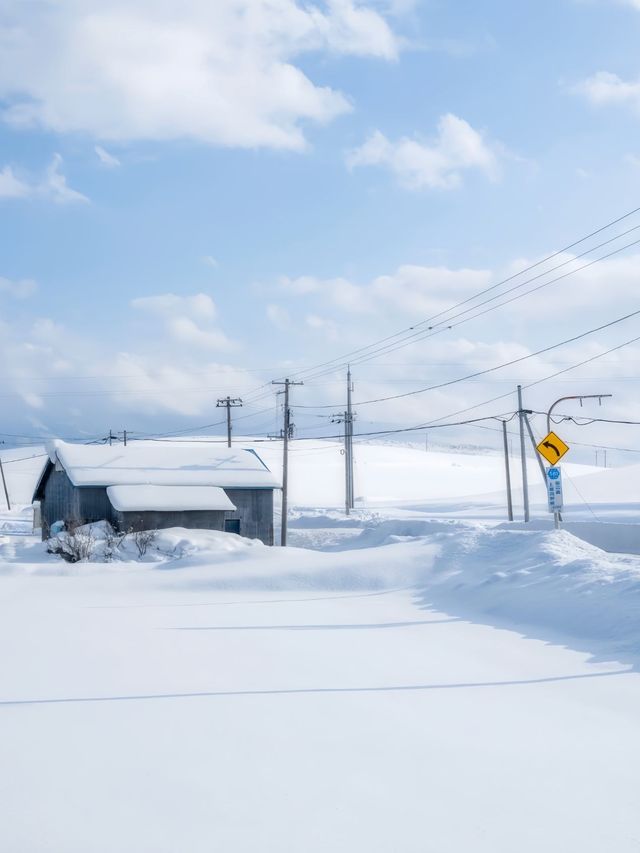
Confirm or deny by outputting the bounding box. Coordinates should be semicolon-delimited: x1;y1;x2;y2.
1;439;640;851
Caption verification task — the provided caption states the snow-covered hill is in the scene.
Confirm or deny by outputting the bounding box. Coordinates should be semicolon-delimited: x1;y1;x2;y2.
0;437;607;511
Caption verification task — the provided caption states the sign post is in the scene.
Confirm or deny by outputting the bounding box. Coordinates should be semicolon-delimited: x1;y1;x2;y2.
537;431;569;531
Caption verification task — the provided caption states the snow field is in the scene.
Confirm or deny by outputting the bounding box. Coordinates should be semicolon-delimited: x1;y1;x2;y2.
1;439;640;850
1;567;639;853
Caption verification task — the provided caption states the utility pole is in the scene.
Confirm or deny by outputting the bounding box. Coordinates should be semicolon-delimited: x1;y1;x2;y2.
333;367;355;514
501;420;513;522
524;414;547;486
272;379;303;546
216;397;243;448
331;411;352;515
517;385;530;523
109;429;114;447
346;366;355;511
0;444;10;511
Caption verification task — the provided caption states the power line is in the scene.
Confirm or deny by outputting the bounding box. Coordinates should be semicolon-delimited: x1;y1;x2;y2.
262;207;640;384
0;452;48;465
268;208;640;385
298;235;640;384
293;307;640;409
396;329;640;432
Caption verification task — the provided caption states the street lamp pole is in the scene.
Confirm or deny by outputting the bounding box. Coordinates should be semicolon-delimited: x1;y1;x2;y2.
546;394;612;437
545;393;612;530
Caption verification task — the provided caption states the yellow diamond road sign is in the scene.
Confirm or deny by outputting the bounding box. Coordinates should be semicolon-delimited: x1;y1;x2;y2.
536;431;570;465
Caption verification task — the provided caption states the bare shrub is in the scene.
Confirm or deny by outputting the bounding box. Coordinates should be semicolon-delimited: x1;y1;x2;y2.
133;529;157;558
47;529;96;563
103;524;126;562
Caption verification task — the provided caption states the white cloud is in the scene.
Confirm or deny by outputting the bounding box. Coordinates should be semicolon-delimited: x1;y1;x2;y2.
43;154;89;203
347;114;501;189
0;166;30;199
280;274;373;310
0;276;36;299
132;292;234;351
0;155;88;203
169;316;233;351
282;263;492;315
202;255;219;268
574;71;640;110
95;145;121;168
0;0;399;151
132;292;217;320
305;313;338;339
266;304;291;329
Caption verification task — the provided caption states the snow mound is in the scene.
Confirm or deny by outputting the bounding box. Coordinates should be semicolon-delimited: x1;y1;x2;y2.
412;525;640;665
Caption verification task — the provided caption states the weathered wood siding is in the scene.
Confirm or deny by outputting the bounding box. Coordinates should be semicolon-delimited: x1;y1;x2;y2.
40;469;113;537
113;509;228;534
224;488;274;546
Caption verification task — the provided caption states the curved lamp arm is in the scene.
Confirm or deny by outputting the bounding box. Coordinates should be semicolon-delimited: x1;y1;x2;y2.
546;394;612;436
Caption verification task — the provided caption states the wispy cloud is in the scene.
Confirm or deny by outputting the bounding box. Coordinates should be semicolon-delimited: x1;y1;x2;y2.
573;71;640;112
0;276;37;299
95;145;121;168
0;154;88;203
347;114;501;189
132;292;235;351
266;304;290;329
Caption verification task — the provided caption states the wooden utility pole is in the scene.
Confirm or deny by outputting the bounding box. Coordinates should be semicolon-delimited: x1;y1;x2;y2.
331;411;352;516
271;379;303;546
346;366;354;511
501;420;513;522
332;368;355;515
0;452;10;511
524;414;547;486
517;385;530;523
216;397;243;447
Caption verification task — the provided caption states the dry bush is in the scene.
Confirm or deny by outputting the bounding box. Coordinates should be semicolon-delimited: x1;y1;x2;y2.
47;529;96;563
133;529;157;557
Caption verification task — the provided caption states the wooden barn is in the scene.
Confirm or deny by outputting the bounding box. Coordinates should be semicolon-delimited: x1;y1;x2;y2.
33;439;280;545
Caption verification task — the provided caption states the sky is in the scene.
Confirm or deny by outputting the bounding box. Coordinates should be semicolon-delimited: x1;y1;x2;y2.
2;0;640;463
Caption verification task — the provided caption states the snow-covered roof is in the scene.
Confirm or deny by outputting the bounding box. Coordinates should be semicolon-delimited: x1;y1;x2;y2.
107;485;236;512
44;440;280;489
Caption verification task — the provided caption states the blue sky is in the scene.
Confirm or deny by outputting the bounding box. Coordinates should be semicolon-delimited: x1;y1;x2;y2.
2;0;640;460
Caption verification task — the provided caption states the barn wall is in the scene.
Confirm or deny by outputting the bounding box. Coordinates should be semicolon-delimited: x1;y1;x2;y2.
40;470;275;546
113;509;228;534
40;470;113;538
224;488;274;546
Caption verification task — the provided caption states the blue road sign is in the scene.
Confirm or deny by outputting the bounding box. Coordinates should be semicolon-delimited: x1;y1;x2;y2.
546;466;563;511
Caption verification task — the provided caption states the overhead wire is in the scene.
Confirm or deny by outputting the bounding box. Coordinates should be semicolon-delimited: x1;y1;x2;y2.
295;234;640;386
257;205;640;387
292;307;640;409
